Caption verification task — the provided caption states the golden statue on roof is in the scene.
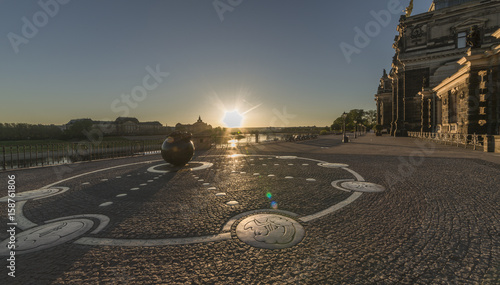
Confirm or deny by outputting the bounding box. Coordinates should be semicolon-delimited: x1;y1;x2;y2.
405;0;414;17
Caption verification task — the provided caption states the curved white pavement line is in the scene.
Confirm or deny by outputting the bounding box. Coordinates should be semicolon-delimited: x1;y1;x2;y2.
222;209;299;232
2;160;163;231
43;160;163;189
46;214;110;235
299;192;363;223
75;233;232;247
147;161;213;173
14;201;38;230
5;154;385;250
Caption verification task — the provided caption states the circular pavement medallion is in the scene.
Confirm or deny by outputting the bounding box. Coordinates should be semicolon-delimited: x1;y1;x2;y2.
0;219;94;255
340;181;386;193
11;155;376;250
147;161;213;173
236;214;305;249
0;187;69;202
318;162;349;168
276;156;297;160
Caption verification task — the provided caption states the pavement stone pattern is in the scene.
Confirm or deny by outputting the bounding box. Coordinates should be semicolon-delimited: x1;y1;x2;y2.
0;134;498;284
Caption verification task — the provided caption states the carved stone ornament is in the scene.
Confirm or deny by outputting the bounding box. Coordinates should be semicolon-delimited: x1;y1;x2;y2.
466;26;481;48
411;25;423;39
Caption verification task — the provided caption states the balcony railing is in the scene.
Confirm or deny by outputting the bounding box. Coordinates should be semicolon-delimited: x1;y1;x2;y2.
408;132;485;150
1;139;163;171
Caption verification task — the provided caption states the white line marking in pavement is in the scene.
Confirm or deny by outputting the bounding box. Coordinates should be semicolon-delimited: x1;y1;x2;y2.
331;179;355;192
299;192;363;223
15;201;38;230
343;168;365;182
74;233;232;247
46;214;110;234
42;160;163;189
222;209;299;232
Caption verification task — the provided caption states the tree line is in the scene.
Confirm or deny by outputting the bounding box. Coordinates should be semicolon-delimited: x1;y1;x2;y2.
330;109;376;132
0;123;64;141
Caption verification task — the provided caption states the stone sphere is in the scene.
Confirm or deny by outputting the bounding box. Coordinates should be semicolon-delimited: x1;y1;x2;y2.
161;131;195;166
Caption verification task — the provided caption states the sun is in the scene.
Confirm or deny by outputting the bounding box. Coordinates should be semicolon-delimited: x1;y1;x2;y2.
222;110;244;128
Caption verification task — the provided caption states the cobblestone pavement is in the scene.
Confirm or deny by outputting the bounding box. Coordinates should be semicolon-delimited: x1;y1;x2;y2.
0;134;499;284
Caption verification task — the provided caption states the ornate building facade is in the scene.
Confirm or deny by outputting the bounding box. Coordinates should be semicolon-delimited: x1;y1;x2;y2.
65;117;169;135
175;116;213;134
175;116;213;150
375;0;500;136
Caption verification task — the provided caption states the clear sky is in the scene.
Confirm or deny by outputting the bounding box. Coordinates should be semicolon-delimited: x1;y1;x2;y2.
0;0;433;128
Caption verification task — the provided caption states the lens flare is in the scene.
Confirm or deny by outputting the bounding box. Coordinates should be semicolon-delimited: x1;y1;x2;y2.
228;139;238;148
266;192;272;199
271;201;278;209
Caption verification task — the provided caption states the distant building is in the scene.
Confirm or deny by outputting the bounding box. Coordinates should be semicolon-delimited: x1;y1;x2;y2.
65;117;171;135
375;0;500;136
175;116;213;150
175;116;213;134
375;69;393;132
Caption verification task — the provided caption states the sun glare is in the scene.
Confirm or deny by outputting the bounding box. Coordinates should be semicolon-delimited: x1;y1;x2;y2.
222;110;244;128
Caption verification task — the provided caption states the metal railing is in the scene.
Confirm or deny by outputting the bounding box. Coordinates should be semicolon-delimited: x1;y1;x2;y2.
211;133;320;149
1;139;163;171
408;132;485;150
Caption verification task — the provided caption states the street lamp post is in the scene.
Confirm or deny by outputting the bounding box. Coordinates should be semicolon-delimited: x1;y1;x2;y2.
342;112;348;143
354;120;357;139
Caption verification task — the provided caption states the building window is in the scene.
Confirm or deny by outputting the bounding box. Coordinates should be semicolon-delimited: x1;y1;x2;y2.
448;91;458;123
457;32;467;48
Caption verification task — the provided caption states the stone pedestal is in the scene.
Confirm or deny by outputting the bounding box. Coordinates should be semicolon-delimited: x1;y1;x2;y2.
192;134;212;150
484;135;500;153
496;136;500;153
